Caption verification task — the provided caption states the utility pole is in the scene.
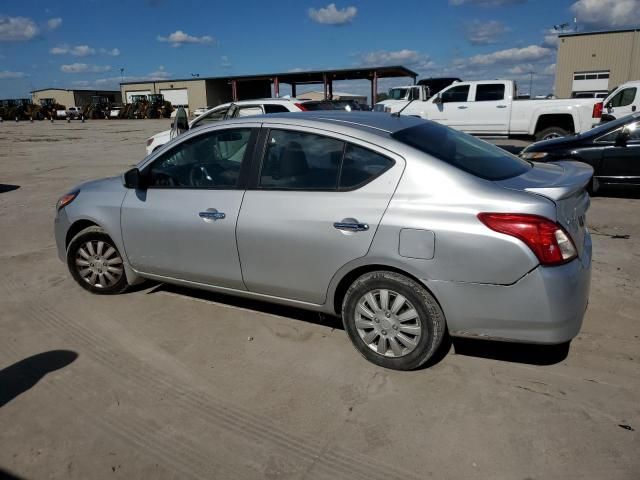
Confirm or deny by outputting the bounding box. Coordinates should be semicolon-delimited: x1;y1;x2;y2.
120;68;125;83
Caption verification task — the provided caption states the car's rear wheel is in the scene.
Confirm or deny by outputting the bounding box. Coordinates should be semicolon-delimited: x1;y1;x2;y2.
67;226;128;294
342;271;445;370
535;127;569;141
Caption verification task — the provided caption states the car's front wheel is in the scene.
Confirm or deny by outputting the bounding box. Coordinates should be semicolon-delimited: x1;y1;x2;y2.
67;226;128;294
342;271;445;370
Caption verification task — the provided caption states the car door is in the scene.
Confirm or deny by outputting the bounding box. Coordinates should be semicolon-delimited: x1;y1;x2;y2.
121;125;258;288
428;84;472;131
467;83;510;134
606;87;638;119
236;126;405;304
599;121;640;183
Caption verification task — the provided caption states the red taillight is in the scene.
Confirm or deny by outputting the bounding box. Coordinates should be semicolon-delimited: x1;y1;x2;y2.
294;103;308;111
478;213;577;266
592;102;603;118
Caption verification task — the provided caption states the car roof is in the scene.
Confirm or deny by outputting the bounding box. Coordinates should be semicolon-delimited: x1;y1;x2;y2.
221;111;426;137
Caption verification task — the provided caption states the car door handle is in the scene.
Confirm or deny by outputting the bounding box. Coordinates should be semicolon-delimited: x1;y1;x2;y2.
199;209;226;221
457;106;468;109
334;222;369;232
497;105;508;108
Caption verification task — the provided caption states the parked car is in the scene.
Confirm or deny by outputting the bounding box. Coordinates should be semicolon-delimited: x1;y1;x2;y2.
55;112;592;370
520;112;640;192
66;106;82;119
145;98;308;155
374;80;602;141
600;81;639;122
109;107;122;119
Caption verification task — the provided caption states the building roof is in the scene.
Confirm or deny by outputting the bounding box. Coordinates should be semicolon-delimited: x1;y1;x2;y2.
119;65;418;86
559;28;640;38
30;88;120;93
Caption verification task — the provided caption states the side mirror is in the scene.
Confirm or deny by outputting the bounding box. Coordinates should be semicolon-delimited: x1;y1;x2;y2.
434;94;443;105
123;167;145;189
616;128;631;147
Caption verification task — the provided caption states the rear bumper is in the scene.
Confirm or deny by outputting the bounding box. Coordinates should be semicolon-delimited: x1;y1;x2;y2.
427;234;592;344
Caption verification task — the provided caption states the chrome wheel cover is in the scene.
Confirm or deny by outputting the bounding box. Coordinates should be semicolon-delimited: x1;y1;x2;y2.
75;240;123;289
355;289;422;358
543;132;562;140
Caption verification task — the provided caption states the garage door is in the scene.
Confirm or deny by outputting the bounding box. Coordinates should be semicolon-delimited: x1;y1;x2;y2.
160;88;189;108
125;90;151;103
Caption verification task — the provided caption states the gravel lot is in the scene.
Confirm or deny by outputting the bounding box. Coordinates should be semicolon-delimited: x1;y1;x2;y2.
1;119;639;480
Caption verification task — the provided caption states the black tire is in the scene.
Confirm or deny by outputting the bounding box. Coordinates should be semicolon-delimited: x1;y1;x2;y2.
67;226;129;295
342;271;445;370
535;126;569;142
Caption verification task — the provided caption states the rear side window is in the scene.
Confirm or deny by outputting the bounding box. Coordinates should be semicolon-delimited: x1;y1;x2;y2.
264;104;290;114
392;122;531;180
259;130;343;189
340;145;394;189
441;85;470;103
475;84;505;101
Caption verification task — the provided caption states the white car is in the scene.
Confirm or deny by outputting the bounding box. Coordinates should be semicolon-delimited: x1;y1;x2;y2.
601;81;640;122
145;98;307;155
65;106;82;119
375;80;602;141
193;106;214;116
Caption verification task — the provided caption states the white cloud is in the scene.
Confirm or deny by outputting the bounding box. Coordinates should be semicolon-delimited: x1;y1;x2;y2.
571;0;640;29
99;48;120;56
467;45;553;66
542;31;560;48
0;70;26;79
60;63;112;73
47;17;62;30
51;44;120;57
308;3;357;25
147;65;169;79
0;16;39;41
72;68;173;89
359;49;434;71
157;30;214;47
221;55;232;69
542;63;556;75
450;0;526;6
465;20;509;45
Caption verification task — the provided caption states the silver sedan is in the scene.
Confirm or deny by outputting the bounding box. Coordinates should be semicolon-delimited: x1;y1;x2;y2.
54;112;592;370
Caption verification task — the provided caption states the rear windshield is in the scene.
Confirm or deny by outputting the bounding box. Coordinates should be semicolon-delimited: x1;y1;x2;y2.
391;122;531;180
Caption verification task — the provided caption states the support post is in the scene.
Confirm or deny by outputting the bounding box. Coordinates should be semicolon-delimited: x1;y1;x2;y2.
291;83;297;98
231;79;238;101
373;71;378;105
323;74;328;100
274;77;280;98
328;80;333;100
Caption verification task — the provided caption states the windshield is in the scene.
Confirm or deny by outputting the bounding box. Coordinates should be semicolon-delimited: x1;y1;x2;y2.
388;88;409;100
392;122;532;181
582;113;640;138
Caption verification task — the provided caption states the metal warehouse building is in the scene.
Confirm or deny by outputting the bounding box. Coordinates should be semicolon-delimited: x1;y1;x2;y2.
119;66;416;113
555;29;640;98
31;88;122;108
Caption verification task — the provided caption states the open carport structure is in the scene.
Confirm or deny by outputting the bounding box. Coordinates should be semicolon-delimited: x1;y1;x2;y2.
119;65;417;112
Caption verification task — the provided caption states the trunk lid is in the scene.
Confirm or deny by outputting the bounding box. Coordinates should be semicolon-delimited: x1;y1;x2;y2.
496;161;593;257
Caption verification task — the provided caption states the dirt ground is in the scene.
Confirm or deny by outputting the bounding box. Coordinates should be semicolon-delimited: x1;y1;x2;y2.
1;119;638;480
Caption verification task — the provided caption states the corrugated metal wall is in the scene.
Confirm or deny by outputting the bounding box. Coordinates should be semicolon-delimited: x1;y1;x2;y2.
555;30;640;98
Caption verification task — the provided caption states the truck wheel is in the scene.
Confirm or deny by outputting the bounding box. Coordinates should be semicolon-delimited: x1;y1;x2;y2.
535;127;569;141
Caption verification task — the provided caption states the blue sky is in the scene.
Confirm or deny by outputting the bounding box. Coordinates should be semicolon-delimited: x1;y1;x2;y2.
1;0;639;101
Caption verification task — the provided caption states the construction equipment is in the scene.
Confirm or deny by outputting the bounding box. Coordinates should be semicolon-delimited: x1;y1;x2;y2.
0;99;18;120
146;94;173;119
125;95;149;119
83;96;111;119
38;98;66;120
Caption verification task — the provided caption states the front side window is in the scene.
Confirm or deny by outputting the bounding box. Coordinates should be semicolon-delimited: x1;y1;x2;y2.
475;84;505;102
388;88;408;100
236;105;264;117
441;85;470;103
610;88;637;108
408;88;420;101
193;107;228;127
392;122;531;180
148;128;253;188
598;121;640;143
259;130;343;189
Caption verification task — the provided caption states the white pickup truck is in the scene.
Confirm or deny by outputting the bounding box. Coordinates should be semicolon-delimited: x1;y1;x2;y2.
375;80;603;141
